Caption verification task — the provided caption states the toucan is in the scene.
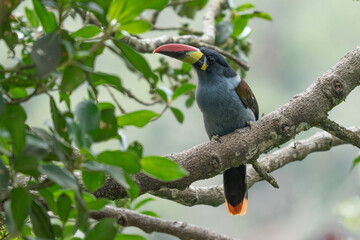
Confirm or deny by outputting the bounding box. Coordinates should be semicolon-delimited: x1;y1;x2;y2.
153;44;259;215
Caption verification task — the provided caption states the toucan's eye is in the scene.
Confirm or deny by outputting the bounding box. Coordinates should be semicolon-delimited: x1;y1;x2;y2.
207;56;215;64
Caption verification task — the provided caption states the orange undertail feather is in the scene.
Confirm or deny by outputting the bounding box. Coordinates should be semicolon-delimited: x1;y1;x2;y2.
225;198;247;216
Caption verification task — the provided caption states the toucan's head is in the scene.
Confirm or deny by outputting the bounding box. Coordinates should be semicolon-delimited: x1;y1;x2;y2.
153;44;237;79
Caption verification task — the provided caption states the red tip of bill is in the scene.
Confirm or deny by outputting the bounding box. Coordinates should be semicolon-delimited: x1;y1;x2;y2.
153;44;200;55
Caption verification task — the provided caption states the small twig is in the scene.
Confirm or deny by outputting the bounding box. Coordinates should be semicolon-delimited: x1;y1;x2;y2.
251;160;279;188
122;87;161;106
317;118;360;148
104;85;126;114
0;64;36;74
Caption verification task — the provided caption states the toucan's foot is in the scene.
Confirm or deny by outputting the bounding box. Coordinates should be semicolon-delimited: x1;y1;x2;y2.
211;135;221;143
246;120;254;129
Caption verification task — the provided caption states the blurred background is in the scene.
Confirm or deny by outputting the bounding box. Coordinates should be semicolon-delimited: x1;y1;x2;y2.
1;0;360;239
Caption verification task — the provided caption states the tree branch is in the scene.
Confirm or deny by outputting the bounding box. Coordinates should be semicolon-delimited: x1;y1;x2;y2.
151;127;360;206
94;45;360;200
90;206;237;240
317;118;360;148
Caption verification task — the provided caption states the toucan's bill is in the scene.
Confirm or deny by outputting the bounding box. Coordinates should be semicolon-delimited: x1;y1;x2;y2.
153;44;207;71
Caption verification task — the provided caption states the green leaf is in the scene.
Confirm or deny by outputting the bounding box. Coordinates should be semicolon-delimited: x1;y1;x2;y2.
86;218;117;240
117;110;159;128
236;3;255;11
119;20;151;34
0;94;4;115
8;87;27;99
0;158;10;190
133;197;155;210
32;0;58;33
11;187;31;232
75;100;101;133
113;41;158;84
14;156;40;177
39;188;57;214
140;156;189;181
92;108;118;142
24;133;50;159
140;210;159;217
30;198;55;239
125;174;139;199
82;161;129;189
127;141;143;159
57;193;72;222
250;11;272;21
3;105;26;156
107;0;126;22
40;164;79;190
50;97;69;141
231;15;248;38
170;107;184;123
92;72;123;92
31;31;62;78
172;83;196;100
60;66;86;93
71;25;102;38
215;21;233;44
86;198;109;211
156;88;169;102
82;170;106;192
25;7;40;28
97;150;140;174
115;234;146;240
351;155;360;171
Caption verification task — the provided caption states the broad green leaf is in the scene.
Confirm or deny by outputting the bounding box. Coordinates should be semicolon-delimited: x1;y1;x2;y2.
133;197;155;210
57;193;72;222
351;155;360;171
82;170;106;192
92;72;123;92
115;234;146;240
25;7;39;28
250;11;272;21
24;134;49;159
215;21;233;44
156;88;169;102
86;218;117;240
98;102;115;110
3;104;26;156
60;66;86;93
82;161;129;189
0;19;18;50
140;156;189;181
172;83;196;100
114;41;158;83
86;198;109;211
125;174;139;199
50;97;69;141
32;0;58;33
39;188;57;214
117;110;159;128
107;0;126;22
11;187;31;232
119;20;151;34
232;15;248;38
14;156;40;177
170;107;184;123
75;100;101;133
92;108;117;142
8;87;27;99
30;198;55;239
0;94;4;115
31;31;62;78
97;150;140;174
4;201;16;234
40;164;79;190
0;158;9;190
127;141;143;159
71;25;102;38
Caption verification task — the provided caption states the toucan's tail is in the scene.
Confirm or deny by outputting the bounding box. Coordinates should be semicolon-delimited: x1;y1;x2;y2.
223;165;248;215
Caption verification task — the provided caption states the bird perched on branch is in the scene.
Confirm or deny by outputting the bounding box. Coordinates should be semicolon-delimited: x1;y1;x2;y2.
153;44;258;215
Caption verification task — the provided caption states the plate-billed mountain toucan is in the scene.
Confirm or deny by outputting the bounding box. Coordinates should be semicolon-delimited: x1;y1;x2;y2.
153;44;259;215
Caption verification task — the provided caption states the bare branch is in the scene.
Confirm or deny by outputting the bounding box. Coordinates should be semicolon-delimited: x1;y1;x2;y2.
94;45;360;200
90;206;237;240
200;0;226;44
317;118;360;148
151;127;360;206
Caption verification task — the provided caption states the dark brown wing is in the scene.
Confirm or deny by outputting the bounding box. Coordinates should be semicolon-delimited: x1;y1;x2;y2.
235;79;259;120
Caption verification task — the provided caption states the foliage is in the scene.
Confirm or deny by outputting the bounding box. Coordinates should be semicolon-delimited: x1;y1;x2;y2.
0;0;270;239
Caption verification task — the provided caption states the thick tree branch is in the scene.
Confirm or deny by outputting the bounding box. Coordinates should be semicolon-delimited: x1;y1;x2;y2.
90;206;237;240
94;45;360;200
151;127;360;206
